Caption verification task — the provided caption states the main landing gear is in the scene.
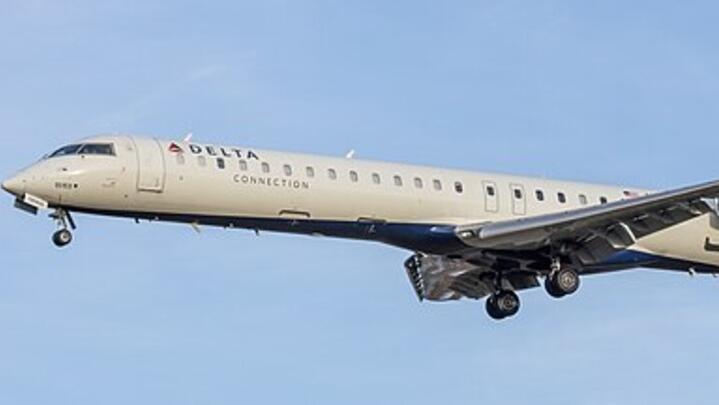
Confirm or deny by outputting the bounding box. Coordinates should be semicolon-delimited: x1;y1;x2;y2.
484;259;581;321
545;258;580;298
50;208;76;248
485;272;521;321
485;289;520;320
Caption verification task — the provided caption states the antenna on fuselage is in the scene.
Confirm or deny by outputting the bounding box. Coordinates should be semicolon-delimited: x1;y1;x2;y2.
183;132;194;142
345;149;355;159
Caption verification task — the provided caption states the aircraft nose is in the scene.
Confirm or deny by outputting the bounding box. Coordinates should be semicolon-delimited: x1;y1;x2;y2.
2;175;24;196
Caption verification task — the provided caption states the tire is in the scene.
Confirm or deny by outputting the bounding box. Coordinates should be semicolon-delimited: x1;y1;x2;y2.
485;296;505;320
494;290;520;318
554;268;580;296
52;229;72;247
544;275;566;299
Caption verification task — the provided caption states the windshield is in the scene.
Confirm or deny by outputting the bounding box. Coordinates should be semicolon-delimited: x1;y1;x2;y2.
47;143;115;159
48;144;83;158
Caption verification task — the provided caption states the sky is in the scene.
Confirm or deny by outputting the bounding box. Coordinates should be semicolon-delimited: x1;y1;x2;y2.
2;1;719;404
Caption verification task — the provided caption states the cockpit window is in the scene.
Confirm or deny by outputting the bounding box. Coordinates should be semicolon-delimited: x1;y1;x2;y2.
47;143;115;159
49;144;83;158
79;143;115;156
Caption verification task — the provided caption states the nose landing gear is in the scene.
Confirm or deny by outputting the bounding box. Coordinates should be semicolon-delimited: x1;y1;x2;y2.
50;208;76;248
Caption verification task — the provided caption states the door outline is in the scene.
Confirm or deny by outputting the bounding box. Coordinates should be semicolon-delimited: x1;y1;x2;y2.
510;183;526;215
483;180;498;213
132;137;166;193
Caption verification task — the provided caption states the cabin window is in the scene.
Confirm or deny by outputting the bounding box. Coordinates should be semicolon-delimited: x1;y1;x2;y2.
261;162;270;173
239;160;248;171
535;190;544;201
372;173;381;185
558;192;567;204
350;171;359;182
579;194;588;205
283;164;293;176
486;185;495;196
216;158;226;170
433;179;442;191
328;168;337;180
198;156;207;167
600;196;608;204
306;167;315;178
176;154;186;165
455;182;464;194
514;188;523;199
414;177;423;189
394;175;403;187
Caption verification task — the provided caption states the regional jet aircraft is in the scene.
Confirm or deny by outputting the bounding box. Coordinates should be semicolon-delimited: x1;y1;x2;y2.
4;135;719;320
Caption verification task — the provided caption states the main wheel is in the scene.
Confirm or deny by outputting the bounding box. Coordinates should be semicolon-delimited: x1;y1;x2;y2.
544;275;565;298
485;296;505;320
52;229;73;248
486;290;520;320
545;268;580;298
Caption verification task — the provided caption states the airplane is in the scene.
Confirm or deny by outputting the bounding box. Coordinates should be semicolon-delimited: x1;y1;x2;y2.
4;134;719;320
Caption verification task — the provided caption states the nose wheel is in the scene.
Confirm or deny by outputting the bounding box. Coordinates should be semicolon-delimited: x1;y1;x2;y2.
49;208;76;248
52;229;73;247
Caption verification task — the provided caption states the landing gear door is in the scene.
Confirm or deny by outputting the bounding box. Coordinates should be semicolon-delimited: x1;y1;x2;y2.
132;137;166;193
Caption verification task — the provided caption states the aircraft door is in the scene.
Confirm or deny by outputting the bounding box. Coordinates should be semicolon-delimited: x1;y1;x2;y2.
132;137;166;192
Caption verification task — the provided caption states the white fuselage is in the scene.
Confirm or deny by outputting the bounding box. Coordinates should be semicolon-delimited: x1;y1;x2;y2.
4;134;719;272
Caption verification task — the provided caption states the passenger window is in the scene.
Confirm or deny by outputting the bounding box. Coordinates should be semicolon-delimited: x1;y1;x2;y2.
579;194;588;205
414;177;423;189
394;175;403;187
600;196;608;204
372;173;381;185
486;186;496;196
558;192;567;204
261;162;270;173
198;156;207;167
176;154;186;165
455;182;464;194
350;171;359;182
328;168;337;180
514;189;523;199
239;160;248;171
535;190;544;201
216;158;225;169
433;179;442;191
283;164;293;176
306;167;315;178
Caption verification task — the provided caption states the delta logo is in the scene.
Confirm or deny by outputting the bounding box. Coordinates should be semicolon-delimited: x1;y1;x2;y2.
168;142;260;160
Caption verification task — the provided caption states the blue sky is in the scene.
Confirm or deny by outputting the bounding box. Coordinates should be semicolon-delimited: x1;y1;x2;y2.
2;1;719;404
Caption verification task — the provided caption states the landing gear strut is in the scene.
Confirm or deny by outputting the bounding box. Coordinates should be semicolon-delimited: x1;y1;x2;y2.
50;208;76;248
545;258;580;298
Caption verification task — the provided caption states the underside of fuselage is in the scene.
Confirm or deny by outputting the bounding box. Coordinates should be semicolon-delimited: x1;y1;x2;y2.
62;204;719;277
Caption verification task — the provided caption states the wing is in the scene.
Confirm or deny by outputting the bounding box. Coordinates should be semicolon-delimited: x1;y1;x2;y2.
455;179;719;267
404;180;719;302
